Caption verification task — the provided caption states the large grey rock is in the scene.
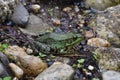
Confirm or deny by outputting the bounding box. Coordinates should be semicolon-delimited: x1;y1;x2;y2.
85;0;120;10
11;3;29;26
94;47;120;71
102;70;120;80
19;14;53;35
89;5;120;47
35;62;74;80
0;62;9;78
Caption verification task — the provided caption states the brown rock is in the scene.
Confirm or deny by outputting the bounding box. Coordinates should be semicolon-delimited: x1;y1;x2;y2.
17;55;47;76
62;7;72;12
85;30;94;38
52;19;61;26
87;38;111;47
4;45;27;60
9;63;24;79
31;4;40;13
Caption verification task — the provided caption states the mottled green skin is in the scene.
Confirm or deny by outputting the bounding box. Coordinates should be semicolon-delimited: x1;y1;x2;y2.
34;32;83;54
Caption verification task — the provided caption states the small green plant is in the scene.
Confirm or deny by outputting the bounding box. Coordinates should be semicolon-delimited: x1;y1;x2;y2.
0;43;9;52
77;59;85;64
92;78;100;80
39;52;47;58
48;8;53;16
72;58;85;68
0;76;11;80
92;51;100;61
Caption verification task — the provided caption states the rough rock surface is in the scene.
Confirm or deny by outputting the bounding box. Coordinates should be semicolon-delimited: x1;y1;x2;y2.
0;62;9;78
35;62;74;80
102;70;120;80
87;38;111;47
9;63;24;79
17;55;47;77
85;0;120;10
0;0;16;23
11;3;29;26
89;5;120;47
95;47;120;71
19;14;53;35
4;45;27;60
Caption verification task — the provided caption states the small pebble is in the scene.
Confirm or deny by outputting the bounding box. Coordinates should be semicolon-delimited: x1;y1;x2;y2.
31;4;40;13
88;65;94;70
62;7;72;12
74;6;79;12
52;19;61;26
26;48;33;54
85;30;94;38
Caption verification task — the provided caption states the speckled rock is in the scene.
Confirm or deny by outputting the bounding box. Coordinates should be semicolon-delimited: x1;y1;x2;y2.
102;70;120;80
19;14;53;36
35;62;74;80
89;5;120;47
0;0;16;23
17;55;47;77
85;0;120;10
9;63;24;79
4;45;27;60
11;3;29;26
94;47;120;71
87;38;111;47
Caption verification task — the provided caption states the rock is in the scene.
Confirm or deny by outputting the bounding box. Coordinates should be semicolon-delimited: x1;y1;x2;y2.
11;3;29;26
74;6;80;12
94;47;120;71
35;62;74;80
87;38;111;47
0;0;16;23
0;62;9;78
85;0;120;10
4;45;27;60
52;18;61;26
17;55;47;76
19;14;53;36
54;57;70;64
9;63;24;79
62;7;72;12
31;4;40;13
85;30;94;38
102;70;120;80
89;5;120;47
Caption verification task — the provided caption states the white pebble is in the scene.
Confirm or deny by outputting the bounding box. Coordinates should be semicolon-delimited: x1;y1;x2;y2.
88;65;94;70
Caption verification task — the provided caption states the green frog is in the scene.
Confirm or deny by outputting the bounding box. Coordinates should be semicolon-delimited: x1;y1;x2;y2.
33;32;83;54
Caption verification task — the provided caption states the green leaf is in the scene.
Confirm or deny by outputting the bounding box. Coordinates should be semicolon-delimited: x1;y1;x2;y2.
2;44;9;48
77;64;82;68
77;59;85;64
0;78;2;80
3;77;11;80
39;52;46;58
0;48;3;52
72;64;77;68
92;78;100;80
